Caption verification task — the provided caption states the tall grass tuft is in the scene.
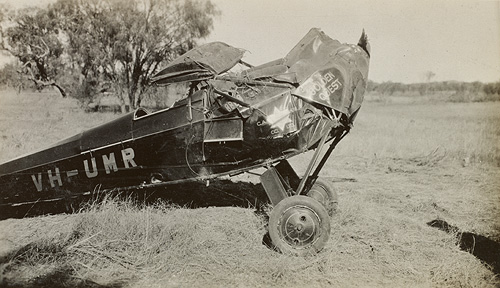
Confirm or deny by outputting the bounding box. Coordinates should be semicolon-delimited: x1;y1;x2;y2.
60;195;268;285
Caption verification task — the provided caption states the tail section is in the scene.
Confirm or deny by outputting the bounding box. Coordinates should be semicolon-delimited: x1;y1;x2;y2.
358;29;370;57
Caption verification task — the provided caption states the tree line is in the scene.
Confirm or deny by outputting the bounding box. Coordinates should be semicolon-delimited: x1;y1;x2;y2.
0;0;219;111
368;80;500;99
1;1;498;109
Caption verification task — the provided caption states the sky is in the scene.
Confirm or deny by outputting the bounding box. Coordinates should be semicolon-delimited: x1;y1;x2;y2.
1;0;499;83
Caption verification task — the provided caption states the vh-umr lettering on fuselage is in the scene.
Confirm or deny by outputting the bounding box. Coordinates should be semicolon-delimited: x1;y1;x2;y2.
31;147;137;192
0;28;370;256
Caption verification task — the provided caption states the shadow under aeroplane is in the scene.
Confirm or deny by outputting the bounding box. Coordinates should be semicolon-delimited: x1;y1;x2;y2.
0;179;270;220
0;180;271;287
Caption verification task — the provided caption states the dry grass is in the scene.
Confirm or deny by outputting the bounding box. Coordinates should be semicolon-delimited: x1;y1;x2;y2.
0;89;119;163
333;100;500;165
0;90;499;287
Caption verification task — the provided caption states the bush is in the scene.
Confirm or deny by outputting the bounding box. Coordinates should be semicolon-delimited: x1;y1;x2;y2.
449;91;500;103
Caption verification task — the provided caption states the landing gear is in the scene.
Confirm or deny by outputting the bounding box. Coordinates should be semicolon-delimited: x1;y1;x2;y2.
307;178;338;216
261;128;349;255
260;164;338;255
268;195;331;256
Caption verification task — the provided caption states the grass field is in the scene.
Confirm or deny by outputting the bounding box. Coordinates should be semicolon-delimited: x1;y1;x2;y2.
0;90;499;287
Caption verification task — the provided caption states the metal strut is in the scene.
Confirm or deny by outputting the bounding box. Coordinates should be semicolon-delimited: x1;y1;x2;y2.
295;128;349;196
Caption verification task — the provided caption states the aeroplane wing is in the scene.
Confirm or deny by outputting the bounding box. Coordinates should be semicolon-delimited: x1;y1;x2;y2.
151;42;245;85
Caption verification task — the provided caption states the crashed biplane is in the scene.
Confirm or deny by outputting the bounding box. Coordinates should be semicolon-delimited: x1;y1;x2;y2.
0;28;370;255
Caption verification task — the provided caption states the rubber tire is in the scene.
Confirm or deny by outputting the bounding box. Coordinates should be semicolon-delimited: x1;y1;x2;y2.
307;178;338;216
269;195;331;256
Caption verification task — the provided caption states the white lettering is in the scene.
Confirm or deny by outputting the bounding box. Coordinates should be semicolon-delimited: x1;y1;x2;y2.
313;82;322;93
102;152;118;174
66;169;78;177
323;72;334;82
121;148;137;168
327;78;342;94
84;158;98;178
318;92;328;101
31;173;43;192
301;71;343;101
48;168;62;188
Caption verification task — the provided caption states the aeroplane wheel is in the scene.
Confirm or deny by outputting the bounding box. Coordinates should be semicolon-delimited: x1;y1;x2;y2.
269;195;331;256
307;178;338;216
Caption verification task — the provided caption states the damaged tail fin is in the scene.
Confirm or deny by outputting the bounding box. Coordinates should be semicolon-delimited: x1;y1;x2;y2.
358;29;370;57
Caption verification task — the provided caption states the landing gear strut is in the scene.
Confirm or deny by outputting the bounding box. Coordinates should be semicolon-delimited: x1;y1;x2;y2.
261;129;347;255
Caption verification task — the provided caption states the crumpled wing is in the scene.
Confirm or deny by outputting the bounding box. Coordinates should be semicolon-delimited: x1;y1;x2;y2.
151;42;245;85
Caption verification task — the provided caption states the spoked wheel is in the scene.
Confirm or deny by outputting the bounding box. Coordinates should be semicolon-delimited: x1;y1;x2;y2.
307;178;338;216
269;195;331;256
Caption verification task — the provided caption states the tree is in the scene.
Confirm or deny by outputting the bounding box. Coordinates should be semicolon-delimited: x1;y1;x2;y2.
1;6;67;96
0;0;218;109
424;71;435;83
0;62;27;90
0;3;10;49
53;0;219;111
484;81;500;95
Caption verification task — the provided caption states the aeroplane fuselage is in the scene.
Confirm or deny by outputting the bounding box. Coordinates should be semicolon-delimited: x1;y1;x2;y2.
0;28;370;211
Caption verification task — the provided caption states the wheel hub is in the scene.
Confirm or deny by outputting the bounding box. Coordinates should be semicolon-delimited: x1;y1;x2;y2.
279;205;321;248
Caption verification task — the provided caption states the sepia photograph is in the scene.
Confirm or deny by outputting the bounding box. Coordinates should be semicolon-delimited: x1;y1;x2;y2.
0;0;499;287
